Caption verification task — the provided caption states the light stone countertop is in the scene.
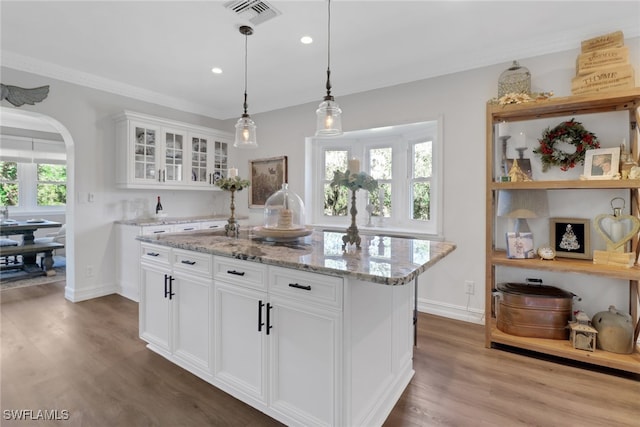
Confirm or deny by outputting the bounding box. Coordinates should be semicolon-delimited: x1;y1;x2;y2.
116;215;245;227
137;228;456;285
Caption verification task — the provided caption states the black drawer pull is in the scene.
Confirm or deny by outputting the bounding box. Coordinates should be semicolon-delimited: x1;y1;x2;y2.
227;270;245;276
289;283;311;291
181;227;195;231
181;260;196;265
153;230;166;234
208;225;220;229
146;252;160;257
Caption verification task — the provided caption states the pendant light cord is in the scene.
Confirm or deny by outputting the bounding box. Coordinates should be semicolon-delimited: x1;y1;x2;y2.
324;0;333;100
243;30;249;115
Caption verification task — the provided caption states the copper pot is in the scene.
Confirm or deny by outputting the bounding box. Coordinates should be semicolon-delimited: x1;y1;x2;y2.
496;279;575;340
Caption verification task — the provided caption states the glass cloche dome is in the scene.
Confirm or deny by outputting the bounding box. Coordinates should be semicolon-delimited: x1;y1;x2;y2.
263;183;305;230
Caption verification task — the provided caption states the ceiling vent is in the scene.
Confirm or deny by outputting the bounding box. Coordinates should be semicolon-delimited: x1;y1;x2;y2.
224;0;281;26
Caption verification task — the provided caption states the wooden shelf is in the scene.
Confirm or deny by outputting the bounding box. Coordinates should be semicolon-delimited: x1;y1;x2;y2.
490;321;640;374
486;90;640;375
488;88;640;122
490;179;640;191
492;250;640;281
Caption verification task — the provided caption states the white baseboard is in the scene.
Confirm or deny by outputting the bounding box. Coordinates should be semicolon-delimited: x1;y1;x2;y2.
65;282;117;302
417;297;485;325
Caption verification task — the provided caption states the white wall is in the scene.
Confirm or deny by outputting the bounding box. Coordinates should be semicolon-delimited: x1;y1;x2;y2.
2;37;638;320
225;38;640;323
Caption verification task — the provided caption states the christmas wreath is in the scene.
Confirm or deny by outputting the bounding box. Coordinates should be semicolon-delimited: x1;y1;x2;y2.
533;118;599;171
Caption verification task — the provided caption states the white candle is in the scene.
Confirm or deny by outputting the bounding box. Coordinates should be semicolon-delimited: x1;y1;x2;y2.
228;167;238;178
348;158;360;173
498;121;510;137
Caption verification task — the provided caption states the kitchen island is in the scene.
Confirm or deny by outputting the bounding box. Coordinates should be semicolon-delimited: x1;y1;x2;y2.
137;228;455;427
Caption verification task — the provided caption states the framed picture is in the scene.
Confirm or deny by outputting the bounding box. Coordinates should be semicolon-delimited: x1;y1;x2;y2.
505;232;535;259
582;147;620;180
249;156;288;208
550;217;591;259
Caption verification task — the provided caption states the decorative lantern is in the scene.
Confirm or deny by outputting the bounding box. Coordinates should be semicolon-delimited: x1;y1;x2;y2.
568;321;598;352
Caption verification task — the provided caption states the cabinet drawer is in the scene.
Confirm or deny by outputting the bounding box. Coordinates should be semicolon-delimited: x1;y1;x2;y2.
214;257;266;291
173;223;200;232
141;243;171;265
142;225;174;236
269;266;343;309
172;249;212;277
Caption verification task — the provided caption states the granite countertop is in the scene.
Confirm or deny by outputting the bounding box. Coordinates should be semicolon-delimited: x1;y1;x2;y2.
116;215;242;227
137;228;456;285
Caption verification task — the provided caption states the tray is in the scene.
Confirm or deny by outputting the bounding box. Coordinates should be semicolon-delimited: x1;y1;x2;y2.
252;226;313;242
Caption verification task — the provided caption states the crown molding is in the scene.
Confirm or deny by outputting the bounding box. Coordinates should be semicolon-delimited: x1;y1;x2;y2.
1;51;226;119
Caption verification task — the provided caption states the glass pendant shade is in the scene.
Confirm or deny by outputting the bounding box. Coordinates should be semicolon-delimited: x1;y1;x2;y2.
315;98;342;136
234;114;257;148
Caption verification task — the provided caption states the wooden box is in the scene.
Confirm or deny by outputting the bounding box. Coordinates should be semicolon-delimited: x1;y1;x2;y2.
571;64;635;96
577;46;629;76
581;31;624;53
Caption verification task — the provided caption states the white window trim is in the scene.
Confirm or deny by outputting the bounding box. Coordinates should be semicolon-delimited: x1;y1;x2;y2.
305;118;444;238
2;162;66;215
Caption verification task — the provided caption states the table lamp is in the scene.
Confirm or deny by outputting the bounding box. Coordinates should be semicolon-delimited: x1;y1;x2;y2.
497;190;549;236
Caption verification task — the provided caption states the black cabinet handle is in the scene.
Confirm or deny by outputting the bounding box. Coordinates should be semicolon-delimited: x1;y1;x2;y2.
181;227;195;231
207;225;220;229
164;274;170;298
147;252;160;257
266;303;273;335
258;300;265;332
288;283;311;291
169;276;175;300
181;260;196;265
209;173;212;184
153;230;166;234
227;270;245;276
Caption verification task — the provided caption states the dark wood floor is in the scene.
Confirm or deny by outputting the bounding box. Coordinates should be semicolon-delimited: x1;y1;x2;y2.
1;282;639;426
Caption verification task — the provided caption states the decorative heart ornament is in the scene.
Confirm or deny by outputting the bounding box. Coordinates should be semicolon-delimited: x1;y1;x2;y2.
594;213;640;251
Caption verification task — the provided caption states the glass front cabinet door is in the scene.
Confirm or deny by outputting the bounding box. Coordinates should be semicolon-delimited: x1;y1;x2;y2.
115;111;232;190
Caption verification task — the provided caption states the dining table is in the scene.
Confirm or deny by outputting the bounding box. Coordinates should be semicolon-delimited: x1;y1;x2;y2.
0;219;63;276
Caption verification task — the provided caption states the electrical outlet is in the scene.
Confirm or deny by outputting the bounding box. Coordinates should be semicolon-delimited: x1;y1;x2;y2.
465;280;475;295
86;265;94;278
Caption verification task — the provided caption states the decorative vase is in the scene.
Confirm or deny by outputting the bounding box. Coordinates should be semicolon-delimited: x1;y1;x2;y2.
342;190;361;249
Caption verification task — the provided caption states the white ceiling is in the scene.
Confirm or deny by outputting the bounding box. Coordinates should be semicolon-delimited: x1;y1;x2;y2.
1;1;639;120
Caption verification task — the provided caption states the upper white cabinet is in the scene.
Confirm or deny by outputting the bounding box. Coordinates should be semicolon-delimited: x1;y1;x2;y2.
115;111;232;190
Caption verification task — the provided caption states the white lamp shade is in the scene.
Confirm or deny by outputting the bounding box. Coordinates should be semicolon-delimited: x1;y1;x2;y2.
234;115;258;148
315;99;343;136
497;190;549;219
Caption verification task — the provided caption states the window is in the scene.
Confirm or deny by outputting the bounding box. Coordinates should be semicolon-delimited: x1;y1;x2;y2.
0;134;66;212
307;119;442;236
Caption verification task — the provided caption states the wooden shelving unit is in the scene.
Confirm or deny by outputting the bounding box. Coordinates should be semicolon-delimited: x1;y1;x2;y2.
485;89;640;374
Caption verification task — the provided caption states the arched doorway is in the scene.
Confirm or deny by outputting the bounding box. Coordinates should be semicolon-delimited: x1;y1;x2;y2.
1;106;75;299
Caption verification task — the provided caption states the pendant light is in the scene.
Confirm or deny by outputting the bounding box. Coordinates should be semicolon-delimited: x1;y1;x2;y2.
315;0;342;136
234;25;258;148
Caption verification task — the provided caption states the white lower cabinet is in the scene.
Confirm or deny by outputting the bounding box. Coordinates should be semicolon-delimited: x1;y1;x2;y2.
213;258;341;427
139;244;414;427
140;243;213;378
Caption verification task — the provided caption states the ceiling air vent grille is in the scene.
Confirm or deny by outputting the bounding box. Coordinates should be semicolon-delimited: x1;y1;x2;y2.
224;0;281;26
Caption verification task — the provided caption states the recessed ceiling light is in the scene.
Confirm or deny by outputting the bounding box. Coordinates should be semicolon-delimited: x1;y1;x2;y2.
211;67;223;74
300;36;313;44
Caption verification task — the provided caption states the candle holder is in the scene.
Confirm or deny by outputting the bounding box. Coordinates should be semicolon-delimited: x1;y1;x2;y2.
343;190;361;249
330;170;378;250
215;176;251;238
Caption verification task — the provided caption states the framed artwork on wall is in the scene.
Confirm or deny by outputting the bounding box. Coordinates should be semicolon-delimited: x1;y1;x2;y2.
249;156;288;208
550;217;591;259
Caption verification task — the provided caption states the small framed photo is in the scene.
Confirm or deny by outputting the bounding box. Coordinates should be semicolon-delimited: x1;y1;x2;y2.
582;147;620;180
550;218;591;259
506;232;535;259
249;156;288;208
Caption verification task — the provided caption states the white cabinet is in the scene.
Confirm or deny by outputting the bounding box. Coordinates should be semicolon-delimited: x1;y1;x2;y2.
213;259;341;427
116;220;225;301
115;111;232;190
140;243;213;377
